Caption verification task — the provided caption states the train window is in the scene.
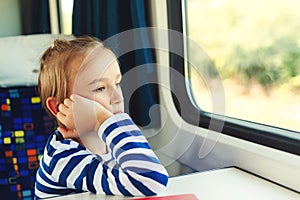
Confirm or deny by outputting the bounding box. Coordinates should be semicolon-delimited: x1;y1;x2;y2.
185;0;300;132
58;0;73;34
167;0;300;155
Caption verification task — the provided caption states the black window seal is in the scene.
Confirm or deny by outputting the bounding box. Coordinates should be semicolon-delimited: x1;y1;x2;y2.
166;0;300;155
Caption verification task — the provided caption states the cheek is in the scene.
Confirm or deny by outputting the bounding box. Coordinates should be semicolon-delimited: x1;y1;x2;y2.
71;80;91;98
93;94;112;111
119;101;125;112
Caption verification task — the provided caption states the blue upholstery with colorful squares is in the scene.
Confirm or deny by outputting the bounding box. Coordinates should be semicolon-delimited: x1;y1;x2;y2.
0;34;73;200
0;86;56;200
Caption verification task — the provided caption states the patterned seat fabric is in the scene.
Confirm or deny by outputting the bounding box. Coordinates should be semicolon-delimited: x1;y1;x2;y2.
0;86;55;200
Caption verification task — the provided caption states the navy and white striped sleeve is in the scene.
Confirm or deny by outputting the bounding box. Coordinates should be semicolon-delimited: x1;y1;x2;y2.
91;113;169;196
34;113;169;199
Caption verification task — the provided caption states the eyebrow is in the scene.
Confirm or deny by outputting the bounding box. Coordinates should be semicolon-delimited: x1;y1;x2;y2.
88;74;122;86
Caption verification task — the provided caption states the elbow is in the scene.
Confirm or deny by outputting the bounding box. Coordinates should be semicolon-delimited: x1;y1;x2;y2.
143;170;169;196
149;173;169;196
128;169;169;197
126;164;169;196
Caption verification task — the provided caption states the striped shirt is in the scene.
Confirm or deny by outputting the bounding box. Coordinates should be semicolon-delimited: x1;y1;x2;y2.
34;113;169;199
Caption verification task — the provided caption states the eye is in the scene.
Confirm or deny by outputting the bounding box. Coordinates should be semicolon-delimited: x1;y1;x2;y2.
93;86;105;92
116;82;121;88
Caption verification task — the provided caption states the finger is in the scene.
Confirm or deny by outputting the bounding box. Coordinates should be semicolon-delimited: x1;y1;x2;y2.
71;94;92;103
57;126;67;135
58;127;72;139
70;94;79;102
56;111;66;124
58;126;78;139
58;103;69;114
63;98;73;108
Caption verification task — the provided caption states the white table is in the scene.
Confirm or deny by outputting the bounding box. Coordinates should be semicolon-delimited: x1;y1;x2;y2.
47;167;300;200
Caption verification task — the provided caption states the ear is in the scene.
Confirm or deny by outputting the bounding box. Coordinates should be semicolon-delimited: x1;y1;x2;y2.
46;97;60;117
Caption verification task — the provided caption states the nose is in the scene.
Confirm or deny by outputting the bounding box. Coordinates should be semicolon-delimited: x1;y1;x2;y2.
110;86;123;105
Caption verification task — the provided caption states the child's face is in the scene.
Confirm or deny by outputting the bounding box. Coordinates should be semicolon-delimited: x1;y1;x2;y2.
71;46;124;114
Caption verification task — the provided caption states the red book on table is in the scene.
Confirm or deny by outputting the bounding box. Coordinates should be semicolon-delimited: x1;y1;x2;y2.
128;194;198;200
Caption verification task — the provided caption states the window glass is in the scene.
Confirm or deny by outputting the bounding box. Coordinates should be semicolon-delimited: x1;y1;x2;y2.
0;0;21;37
59;0;74;34
185;0;300;132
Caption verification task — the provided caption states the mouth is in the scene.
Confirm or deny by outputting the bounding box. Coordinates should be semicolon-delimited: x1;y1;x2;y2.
113;111;122;115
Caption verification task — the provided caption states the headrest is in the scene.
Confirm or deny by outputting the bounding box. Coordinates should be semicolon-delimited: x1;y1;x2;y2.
0;34;75;87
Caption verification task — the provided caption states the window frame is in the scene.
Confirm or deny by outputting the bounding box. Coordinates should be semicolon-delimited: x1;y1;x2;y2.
167;0;300;155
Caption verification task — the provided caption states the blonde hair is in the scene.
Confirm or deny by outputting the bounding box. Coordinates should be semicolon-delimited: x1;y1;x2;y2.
38;36;103;123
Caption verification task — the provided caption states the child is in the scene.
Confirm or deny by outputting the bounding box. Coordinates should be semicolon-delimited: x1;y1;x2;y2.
34;36;169;199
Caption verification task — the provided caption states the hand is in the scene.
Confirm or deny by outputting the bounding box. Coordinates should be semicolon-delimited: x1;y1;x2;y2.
57;126;78;140
57;98;79;140
57;95;111;155
57;98;76;130
69;94;113;134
